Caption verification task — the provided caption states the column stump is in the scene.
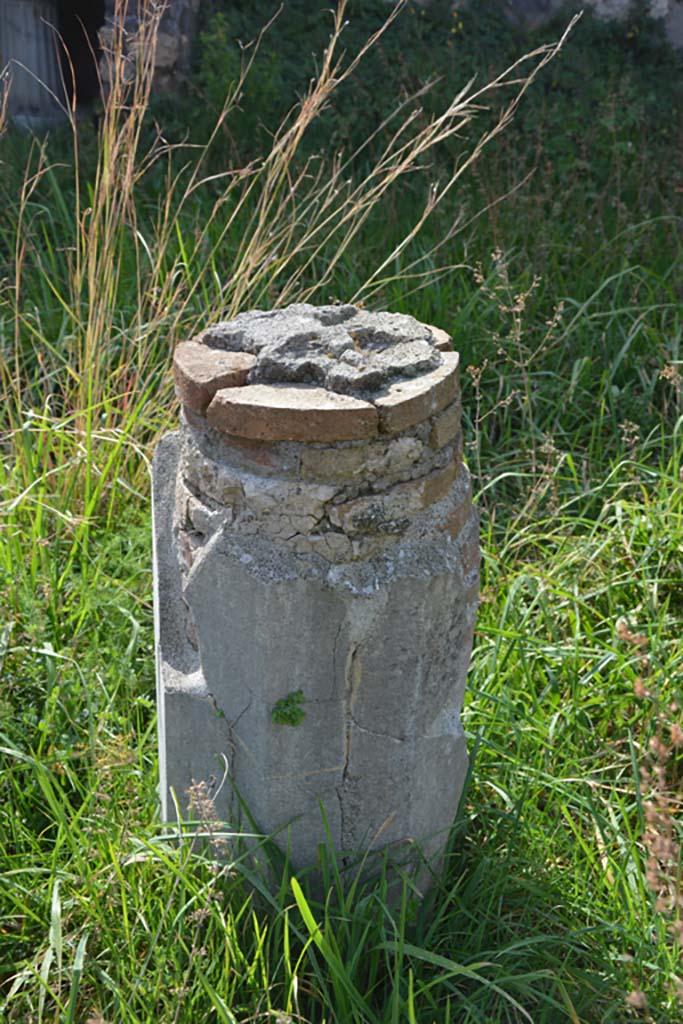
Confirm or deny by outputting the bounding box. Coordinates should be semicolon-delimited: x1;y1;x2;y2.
153;303;479;879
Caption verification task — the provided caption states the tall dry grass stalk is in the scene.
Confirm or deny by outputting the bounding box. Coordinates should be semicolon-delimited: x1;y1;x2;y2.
0;70;8;136
0;0;576;571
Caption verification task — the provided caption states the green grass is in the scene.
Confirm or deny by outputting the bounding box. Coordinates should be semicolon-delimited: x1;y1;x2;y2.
1;1;683;1020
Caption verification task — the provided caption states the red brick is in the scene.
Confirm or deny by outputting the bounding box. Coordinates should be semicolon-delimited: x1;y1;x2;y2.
374;353;460;434
427;324;453;352
420;458;459;508
429;401;461;450
206;384;379;442
174;340;256;414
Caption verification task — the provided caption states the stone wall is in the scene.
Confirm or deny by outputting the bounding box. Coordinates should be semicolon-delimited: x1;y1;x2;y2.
3;0;681;129
100;0;200;91
503;0;682;44
0;1;64;127
98;0;683;99
506;0;667;18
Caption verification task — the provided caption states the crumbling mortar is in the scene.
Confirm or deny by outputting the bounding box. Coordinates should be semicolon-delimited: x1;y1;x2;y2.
183;487;466;566
181;446;459;533
184;414;454;492
328;444;457;505
182;473;240;523
181;466;458;540
182;414;303;479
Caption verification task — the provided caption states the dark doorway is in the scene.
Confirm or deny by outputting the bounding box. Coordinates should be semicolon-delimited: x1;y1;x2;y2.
57;0;105;108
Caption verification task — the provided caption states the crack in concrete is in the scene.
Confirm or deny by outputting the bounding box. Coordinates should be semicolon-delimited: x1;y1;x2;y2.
268;764;345;781
205;690;226;719
204;692;251;745
342;644;361;782
348;715;405;744
331;620;344;702
231;699;252;729
337;642;362;858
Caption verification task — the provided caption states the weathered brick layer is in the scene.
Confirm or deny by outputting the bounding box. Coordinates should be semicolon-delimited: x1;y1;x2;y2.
174;309;459;443
174;342;255;414
206;383;379;442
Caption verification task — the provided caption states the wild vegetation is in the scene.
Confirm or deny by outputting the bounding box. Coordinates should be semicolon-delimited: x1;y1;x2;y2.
1;1;682;1020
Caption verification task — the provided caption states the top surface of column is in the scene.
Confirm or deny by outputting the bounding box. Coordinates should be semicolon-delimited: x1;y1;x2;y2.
174;303;457;442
